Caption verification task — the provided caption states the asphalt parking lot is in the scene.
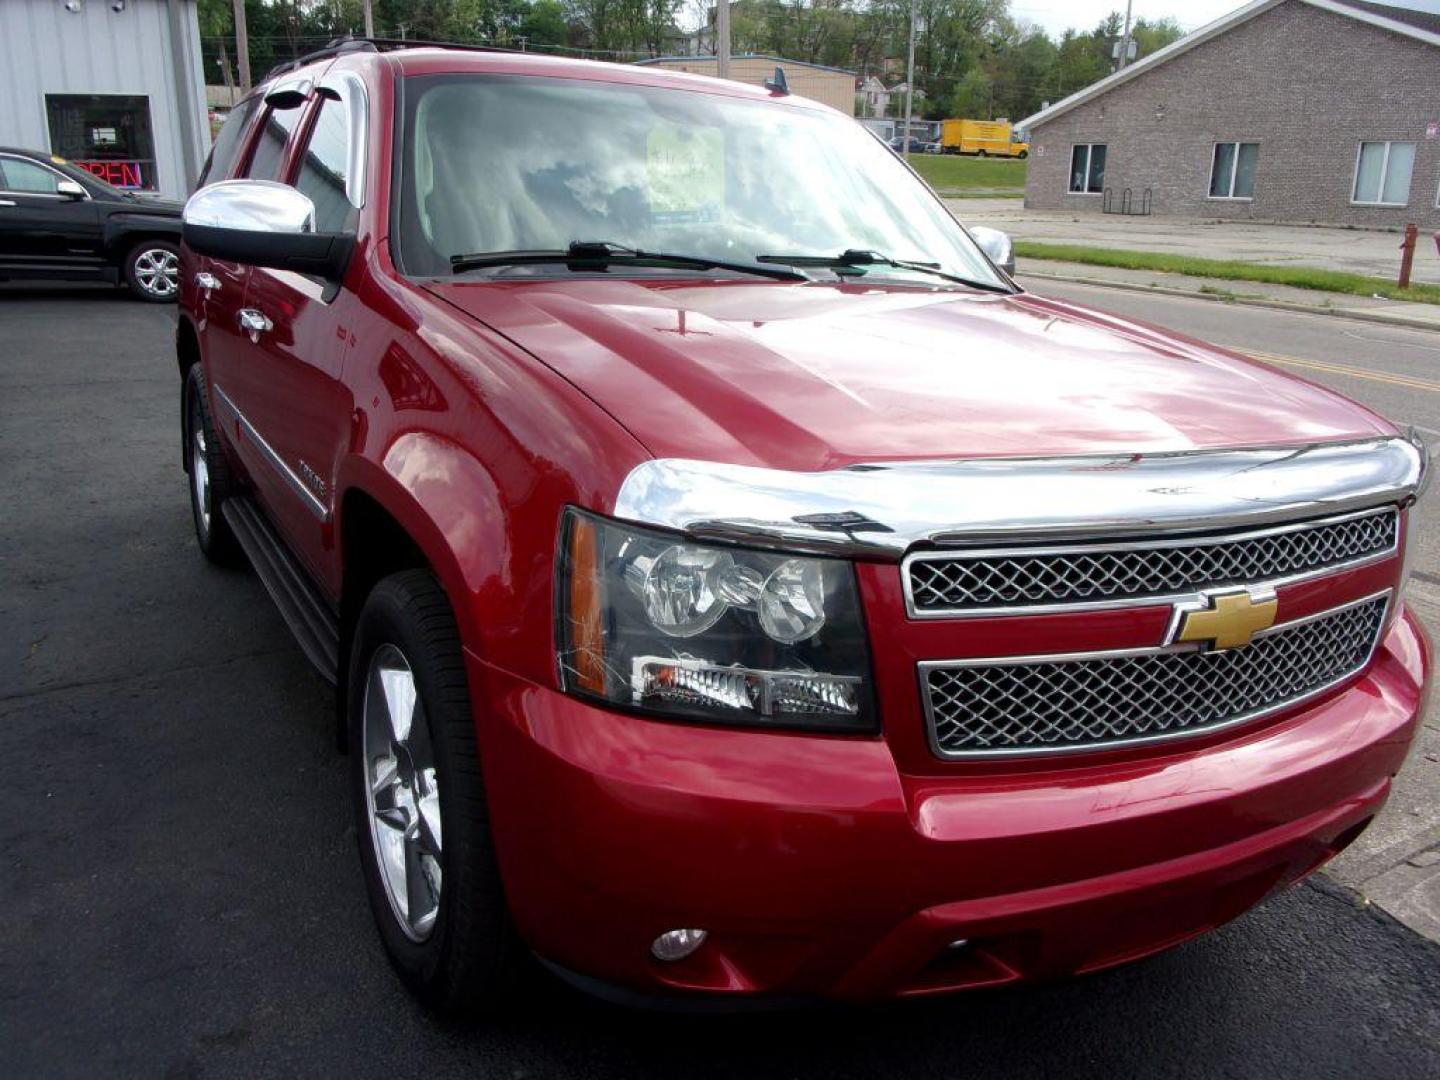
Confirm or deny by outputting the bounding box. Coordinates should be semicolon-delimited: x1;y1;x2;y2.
3;285;1440;1078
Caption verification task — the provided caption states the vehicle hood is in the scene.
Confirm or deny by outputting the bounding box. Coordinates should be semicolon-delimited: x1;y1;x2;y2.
425;278;1392;472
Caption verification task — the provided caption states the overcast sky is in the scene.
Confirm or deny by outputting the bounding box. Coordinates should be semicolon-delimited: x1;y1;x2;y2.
1014;0;1440;38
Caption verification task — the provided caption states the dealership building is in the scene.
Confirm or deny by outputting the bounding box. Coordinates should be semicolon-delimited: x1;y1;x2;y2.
0;0;209;199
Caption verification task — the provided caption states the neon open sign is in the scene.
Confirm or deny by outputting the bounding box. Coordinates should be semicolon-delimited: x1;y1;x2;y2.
75;160;145;188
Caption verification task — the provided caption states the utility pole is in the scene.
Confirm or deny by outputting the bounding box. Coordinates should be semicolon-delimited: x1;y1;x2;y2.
232;0;251;91
716;0;731;80
363;0;374;37
902;0;916;154
1117;0;1134;70
218;40;235;106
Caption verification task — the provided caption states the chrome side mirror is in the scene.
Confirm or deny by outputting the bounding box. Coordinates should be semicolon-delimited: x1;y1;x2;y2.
56;178;86;200
183;179;352;280
969;225;1015;278
185;179;315;232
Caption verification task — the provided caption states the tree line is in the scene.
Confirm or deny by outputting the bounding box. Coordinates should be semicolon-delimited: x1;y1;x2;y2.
200;0;1184;121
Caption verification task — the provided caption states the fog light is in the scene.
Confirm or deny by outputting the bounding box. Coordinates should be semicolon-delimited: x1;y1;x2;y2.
651;928;708;962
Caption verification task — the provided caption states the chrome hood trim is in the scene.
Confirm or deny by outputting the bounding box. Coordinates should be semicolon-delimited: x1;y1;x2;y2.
612;435;1427;559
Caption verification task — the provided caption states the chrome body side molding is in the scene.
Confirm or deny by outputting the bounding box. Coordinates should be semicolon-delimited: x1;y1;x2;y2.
612;436;1426;559
212;383;330;522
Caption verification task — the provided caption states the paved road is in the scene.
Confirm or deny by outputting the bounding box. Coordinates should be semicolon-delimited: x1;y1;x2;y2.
952;198;1440;286
3;284;1440;1077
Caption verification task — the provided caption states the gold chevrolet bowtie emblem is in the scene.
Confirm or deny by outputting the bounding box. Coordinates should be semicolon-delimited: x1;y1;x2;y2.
1172;589;1278;651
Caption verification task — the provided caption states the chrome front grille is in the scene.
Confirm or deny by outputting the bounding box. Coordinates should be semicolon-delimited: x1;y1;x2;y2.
905;508;1397;616
922;594;1389;757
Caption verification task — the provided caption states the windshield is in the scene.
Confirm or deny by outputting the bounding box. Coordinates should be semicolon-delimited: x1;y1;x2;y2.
397;73;1006;289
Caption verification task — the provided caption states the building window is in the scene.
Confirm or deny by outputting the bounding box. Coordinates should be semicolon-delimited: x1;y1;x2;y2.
1069;144;1106;193
45;94;157;190
1352;141;1415;206
1209;142;1258;199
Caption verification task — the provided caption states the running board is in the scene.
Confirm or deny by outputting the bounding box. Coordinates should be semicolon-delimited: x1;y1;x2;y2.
223;496;340;686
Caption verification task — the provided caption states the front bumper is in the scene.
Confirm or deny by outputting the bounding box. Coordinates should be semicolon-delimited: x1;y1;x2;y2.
467;607;1429;1003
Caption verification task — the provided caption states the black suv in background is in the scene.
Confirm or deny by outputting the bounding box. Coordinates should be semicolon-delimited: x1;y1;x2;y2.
0;148;183;302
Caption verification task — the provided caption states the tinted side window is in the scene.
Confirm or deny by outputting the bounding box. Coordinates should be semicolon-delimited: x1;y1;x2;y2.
246;103;305;182
295;95;356;232
198;96;260;187
1;157;63;194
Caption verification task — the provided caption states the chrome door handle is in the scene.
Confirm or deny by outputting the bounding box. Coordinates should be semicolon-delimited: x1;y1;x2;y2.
238;308;273;340
195;272;220;293
0;199;15;207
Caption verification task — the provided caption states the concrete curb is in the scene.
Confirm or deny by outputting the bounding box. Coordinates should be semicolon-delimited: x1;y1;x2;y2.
1017;268;1440;332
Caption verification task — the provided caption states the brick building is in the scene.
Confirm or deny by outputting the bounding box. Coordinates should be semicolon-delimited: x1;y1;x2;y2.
1018;0;1440;229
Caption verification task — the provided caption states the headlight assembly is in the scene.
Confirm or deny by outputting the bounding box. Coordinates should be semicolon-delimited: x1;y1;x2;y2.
556;509;876;732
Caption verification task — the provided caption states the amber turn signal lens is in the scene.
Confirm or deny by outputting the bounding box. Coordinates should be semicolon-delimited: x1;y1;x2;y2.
567;515;607;694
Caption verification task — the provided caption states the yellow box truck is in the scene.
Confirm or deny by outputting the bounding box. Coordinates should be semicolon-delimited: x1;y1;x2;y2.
940;119;1029;158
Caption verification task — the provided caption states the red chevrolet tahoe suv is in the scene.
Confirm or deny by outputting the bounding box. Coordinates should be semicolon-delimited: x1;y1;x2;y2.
176;40;1430;1015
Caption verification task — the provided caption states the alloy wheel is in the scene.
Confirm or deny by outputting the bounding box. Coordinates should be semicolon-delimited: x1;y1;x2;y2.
133;248;179;298
190;403;210;537
362;644;443;942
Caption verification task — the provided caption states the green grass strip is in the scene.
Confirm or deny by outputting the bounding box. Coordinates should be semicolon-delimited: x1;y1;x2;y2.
938;189;1024;199
908;155;1027;190
1013;241;1440;305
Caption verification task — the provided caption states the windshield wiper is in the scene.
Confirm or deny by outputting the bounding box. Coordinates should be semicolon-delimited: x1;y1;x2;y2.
756;249;1012;292
450;241;806;282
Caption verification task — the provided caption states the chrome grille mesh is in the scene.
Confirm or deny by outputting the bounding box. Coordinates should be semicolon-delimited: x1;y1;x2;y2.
907;510;1397;614
924;596;1388;755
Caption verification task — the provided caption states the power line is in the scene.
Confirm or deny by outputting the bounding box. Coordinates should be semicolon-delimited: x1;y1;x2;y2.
196;34;661;58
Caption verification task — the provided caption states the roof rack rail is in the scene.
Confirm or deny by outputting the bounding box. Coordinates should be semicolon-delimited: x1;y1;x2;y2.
340;36;526;56
259;36;529;84
261;37;377;82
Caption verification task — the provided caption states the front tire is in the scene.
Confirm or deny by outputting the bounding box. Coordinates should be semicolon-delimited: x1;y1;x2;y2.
184;365;241;564
349;570;516;1017
125;240;180;302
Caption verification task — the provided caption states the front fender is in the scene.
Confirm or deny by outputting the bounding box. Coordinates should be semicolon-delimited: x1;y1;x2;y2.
103;212;182;259
334;258;653;686
336;445;499;636
335;438;568;688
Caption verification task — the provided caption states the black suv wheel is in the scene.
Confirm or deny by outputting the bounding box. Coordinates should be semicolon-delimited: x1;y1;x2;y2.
125;240;180;302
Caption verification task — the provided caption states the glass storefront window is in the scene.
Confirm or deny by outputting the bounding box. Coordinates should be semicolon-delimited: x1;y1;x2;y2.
45;94;158;191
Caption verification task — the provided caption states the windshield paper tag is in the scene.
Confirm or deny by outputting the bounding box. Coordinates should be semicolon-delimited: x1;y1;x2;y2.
647;125;723;224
